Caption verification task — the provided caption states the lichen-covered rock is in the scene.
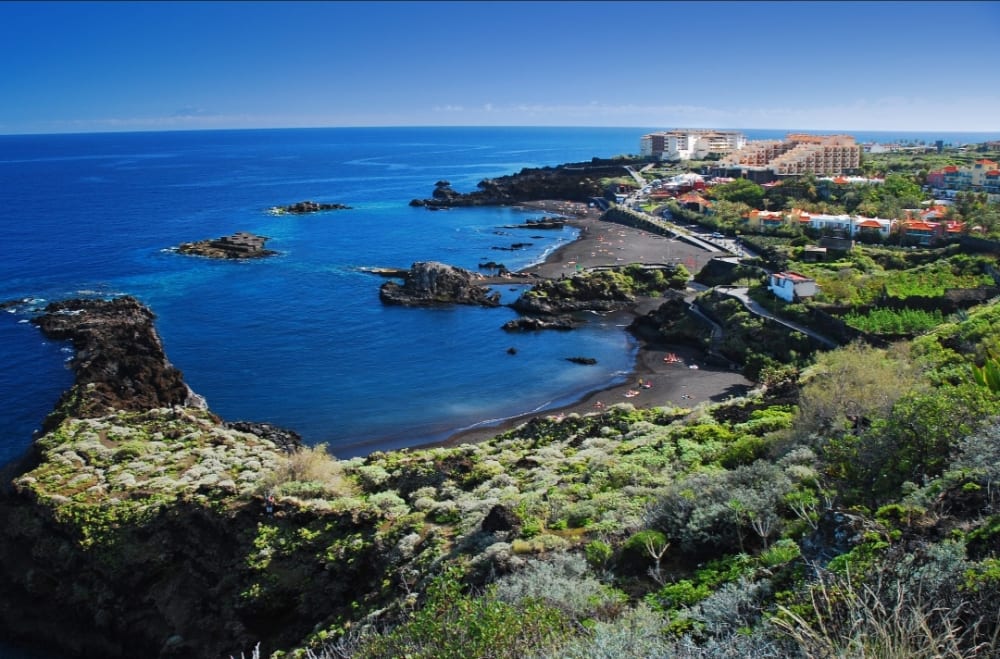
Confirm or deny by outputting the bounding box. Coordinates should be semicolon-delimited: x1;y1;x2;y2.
379;261;501;307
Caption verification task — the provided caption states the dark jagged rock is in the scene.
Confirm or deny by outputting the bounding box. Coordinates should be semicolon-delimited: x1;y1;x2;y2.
175;232;276;259
500;217;567;230
31;297;202;432
628;292;707;346
492;242;533;251
800;510;881;567
481;503;520;534
477;261;510;275
379;261;501;307
502;316;579;331
409;158;648;208
224;421;303;453
511;272;634;316
269;200;351;214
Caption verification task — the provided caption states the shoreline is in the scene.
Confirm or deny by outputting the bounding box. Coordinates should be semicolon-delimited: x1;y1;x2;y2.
430;200;753;448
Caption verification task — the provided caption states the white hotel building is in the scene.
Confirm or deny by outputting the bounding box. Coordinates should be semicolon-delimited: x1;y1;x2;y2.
640;129;747;161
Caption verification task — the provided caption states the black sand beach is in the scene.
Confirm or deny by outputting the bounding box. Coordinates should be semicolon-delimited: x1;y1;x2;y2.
440;200;753;446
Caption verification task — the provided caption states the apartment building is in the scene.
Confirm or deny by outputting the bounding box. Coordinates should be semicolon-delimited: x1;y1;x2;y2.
927;159;1000;201
715;134;861;180
640;129;747;161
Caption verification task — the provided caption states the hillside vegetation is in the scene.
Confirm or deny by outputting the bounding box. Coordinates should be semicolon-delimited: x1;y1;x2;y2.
8;302;997;658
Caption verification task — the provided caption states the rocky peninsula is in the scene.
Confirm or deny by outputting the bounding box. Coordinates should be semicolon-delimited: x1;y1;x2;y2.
408;158;644;208
0;297;301;657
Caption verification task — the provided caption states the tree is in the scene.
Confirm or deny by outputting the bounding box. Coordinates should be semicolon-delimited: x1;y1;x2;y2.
709;178;765;208
710;199;751;227
847;384;999;503
880;173;924;208
794;343;922;439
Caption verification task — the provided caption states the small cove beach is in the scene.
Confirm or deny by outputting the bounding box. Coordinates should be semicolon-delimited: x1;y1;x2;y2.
439;200;754;447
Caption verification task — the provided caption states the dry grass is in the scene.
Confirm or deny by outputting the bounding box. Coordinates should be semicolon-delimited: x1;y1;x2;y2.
261;443;353;498
773;570;997;659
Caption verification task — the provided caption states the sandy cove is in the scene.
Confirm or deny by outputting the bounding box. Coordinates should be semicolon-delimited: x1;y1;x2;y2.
439;200;753;447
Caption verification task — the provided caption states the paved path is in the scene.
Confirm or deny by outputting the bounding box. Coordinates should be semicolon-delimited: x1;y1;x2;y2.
717;286;839;348
623;165;647;187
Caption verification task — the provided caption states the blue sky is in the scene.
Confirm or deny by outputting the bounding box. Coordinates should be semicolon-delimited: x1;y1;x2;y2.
1;0;998;134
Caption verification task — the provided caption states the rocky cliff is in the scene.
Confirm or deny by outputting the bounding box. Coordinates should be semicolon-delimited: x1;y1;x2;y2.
0;298;355;658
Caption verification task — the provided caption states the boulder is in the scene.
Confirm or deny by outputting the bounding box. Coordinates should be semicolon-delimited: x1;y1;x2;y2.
224;421;303;453
800;510;881;567
481;504;520;534
379;261;501;307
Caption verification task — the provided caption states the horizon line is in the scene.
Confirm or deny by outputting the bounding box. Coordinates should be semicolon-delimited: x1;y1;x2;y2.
2;124;999;140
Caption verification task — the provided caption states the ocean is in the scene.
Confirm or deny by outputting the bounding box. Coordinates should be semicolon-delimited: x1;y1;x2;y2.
2;125;999;657
4;126;1000;467
0;126;650;468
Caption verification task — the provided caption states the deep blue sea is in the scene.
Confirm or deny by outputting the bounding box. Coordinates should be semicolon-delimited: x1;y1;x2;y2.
0;125;998;657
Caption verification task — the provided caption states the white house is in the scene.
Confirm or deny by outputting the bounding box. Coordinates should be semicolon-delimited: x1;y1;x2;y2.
768;271;818;302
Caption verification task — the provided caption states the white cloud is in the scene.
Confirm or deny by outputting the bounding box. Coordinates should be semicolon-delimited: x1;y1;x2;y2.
424;97;1000;132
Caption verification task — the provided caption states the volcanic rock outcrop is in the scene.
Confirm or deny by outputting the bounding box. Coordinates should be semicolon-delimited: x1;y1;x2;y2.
175;232;276;259
268;200;351;214
379;261;501;307
31;296;202;432
408;159;643;208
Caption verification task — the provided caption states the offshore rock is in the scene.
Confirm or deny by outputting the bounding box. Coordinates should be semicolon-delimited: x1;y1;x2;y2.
175;232;276;259
268;200;351;214
511;272;634;316
31;297;199;432
379;261;501;307
501;217;567;230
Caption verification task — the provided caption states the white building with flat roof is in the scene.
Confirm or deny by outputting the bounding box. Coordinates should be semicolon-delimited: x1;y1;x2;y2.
640;129;747;161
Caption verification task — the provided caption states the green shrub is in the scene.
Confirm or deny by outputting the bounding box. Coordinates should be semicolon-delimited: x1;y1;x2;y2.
352;568;573;658
584;540;613;570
